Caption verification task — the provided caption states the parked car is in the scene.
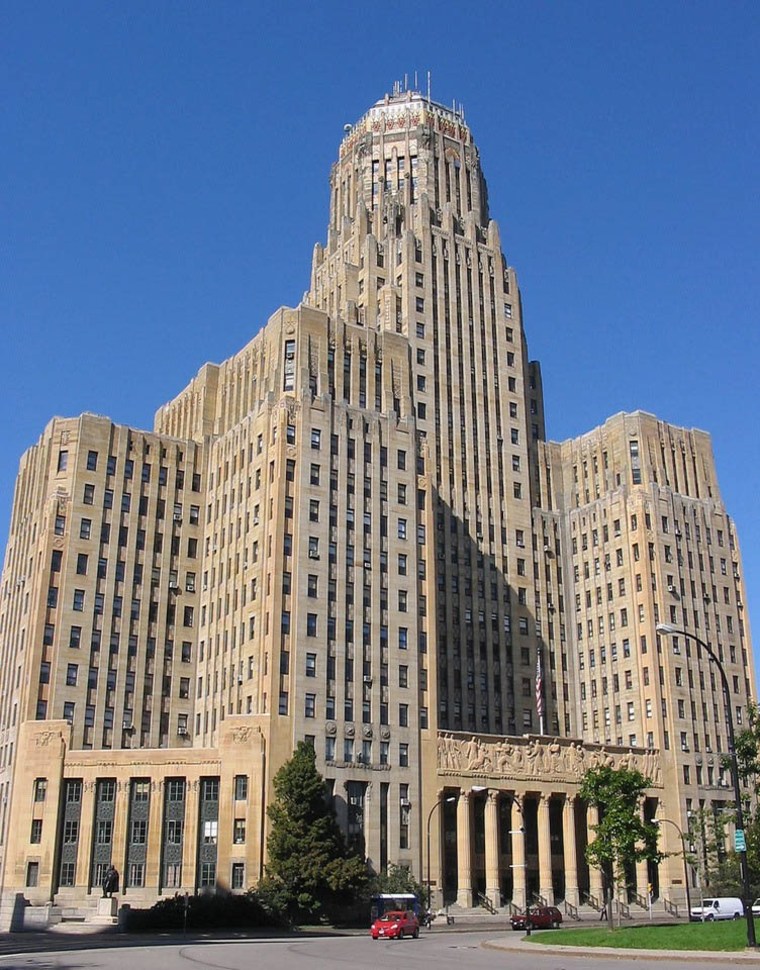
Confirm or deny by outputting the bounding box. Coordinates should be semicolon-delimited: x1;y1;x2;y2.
370;909;420;940
510;906;563;930
689;897;744;921
752;898;760;918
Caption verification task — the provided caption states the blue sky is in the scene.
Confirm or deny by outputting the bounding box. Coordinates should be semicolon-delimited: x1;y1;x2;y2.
3;2;759;669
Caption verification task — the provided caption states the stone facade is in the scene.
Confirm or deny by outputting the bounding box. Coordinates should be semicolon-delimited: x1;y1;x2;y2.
0;87;753;925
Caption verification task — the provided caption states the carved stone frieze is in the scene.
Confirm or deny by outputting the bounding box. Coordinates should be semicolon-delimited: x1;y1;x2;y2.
436;732;662;787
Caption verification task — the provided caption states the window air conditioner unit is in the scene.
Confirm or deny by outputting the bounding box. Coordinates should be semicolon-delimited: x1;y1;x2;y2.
668;585;676;593
169;582;179;591
174;514;182;523
122;721;133;731
363;676;372;685
177;727;188;736
400;798;411;808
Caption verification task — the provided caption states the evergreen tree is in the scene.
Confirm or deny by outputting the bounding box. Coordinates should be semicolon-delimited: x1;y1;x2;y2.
259;742;368;924
579;764;663;926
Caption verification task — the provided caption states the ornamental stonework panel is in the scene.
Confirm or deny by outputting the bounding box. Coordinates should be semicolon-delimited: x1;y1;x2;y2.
436;733;662;788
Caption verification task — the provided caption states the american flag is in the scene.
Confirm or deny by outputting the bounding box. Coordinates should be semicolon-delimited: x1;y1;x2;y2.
535;650;544;725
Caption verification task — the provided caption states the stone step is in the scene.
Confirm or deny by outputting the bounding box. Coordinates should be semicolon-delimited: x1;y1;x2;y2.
438;902;682;925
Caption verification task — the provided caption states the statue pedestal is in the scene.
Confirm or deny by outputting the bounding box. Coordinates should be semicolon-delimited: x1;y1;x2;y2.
93;897;118;923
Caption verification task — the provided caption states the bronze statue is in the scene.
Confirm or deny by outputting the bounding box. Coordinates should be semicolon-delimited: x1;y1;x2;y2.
102;865;119;898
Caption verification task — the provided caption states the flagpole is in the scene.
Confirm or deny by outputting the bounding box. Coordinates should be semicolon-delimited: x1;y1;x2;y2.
536;646;545;736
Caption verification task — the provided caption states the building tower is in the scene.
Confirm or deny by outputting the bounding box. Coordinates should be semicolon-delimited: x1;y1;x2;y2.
0;85;753;922
152;86;549;876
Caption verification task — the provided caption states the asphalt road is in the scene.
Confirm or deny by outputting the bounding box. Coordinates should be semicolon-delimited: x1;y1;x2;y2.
0;930;757;970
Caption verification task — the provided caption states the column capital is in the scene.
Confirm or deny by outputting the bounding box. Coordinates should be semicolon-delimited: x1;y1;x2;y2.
486;789;499;806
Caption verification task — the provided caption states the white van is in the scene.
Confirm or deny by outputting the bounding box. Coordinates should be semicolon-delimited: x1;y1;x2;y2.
689;897;744;921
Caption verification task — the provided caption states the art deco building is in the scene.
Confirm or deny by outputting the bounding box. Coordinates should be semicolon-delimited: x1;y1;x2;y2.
0;86;753;926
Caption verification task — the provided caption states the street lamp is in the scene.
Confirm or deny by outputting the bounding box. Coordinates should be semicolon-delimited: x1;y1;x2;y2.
654;816;691;916
657;623;757;947
426;794;456;911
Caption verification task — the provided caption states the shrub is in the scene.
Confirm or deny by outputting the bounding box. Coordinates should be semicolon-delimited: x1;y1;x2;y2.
123;890;272;932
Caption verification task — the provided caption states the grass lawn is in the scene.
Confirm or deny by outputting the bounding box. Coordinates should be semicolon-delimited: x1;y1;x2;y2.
527;920;753;951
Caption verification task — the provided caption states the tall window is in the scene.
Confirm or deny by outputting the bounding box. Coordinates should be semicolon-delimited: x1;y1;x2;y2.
283;339;296;391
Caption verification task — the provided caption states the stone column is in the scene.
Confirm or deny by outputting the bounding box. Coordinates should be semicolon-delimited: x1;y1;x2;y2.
145;777;165;889
586;803;604;902
76;780;97;892
510;796;527;909
635;803;649;904
537;793;554;904
562;795;580;907
484;790;501;908
182;778;200;893
456;790;474;908
111;781;130;884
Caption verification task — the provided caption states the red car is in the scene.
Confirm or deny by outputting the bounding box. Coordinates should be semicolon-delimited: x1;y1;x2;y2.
510;906;563;930
370;909;420;939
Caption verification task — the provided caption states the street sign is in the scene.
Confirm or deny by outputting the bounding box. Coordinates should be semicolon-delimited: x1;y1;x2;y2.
735;829;747;852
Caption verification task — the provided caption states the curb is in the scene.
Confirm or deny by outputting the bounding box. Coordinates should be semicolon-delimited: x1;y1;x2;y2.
482;936;760;964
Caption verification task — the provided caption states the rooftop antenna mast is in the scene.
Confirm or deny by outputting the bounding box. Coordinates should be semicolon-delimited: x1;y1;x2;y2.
427;71;431;102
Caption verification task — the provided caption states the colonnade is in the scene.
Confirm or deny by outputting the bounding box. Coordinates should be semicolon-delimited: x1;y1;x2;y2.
429;786;658;911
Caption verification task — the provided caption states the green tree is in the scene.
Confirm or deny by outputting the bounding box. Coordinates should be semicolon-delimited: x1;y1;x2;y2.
259;742;368;925
734;702;760;787
735;703;760;877
686;805;731;892
712;705;760;896
579;764;663;926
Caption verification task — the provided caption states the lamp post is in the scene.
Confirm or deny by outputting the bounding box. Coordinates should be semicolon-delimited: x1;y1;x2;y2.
657;623;756;947
426;794;456;911
654;816;692;917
